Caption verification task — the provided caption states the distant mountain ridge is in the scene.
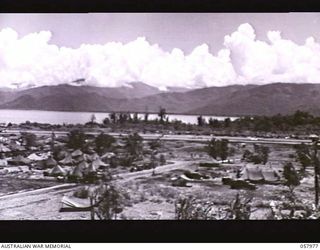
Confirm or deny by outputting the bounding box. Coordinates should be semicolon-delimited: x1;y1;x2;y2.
1;82;320;116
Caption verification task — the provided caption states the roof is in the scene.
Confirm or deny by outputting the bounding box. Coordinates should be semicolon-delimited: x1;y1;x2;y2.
8;155;31;165
27;153;49;161
59;154;75;165
45;157;57;167
60;196;91;212
74;154;90;163
71;165;83;178
9;144;26;151
262;169;280;182
0;144;10;153
92;158;107;168
78;161;89;170
246;168;264;181
101;152;116;159
57;150;69;159
50;165;67;176
241;166;280;183
0;159;8;167
86;163;97;173
89;153;100;161
71;149;83;157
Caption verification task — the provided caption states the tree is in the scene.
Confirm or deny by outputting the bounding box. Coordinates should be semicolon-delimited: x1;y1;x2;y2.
174;195;252;220
150;153;157;176
125;132;143;158
144;112;149;122
253;144;270;164
283;162;301;216
283;162;300;191
209;118;220;128
90;184;128;220
95;133;116;154
90;114;96;124
206;138;229;160
197;115;205;126
242;150;253;162
227;193;252;220
224;118;231;128
119;113;129;124
50;131;55;152
133;112;139;123
148;139;161;150
291;110;313;126
21;132;37;148
158;107;166;123
109;112;117;124
175;196;216;220
159;154;166;165
295;143;312;171
67;129;86;149
242;145;270;164
103;117;110;126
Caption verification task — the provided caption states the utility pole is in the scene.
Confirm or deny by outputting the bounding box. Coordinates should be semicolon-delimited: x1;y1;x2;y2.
310;134;319;208
51;131;55;153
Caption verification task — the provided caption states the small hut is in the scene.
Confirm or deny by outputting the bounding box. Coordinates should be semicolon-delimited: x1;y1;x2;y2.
45;157;58;168
8;155;31;166
74;154;91;163
0;159;8;168
262;169;281;183
56;150;69;161
71;149;83;158
70;165;84;179
87;162;97;173
0;144;10;153
50;165;67;176
91;158;108;169
10;144;26;152
101;152;116;160
78;161;89;170
27;153;48;161
59;154;75;165
89;153;100;161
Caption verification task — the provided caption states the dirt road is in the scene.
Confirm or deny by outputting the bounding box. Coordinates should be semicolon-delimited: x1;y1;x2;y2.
117;160;191;181
0;183;83;220
0;161;191;220
1;129;311;145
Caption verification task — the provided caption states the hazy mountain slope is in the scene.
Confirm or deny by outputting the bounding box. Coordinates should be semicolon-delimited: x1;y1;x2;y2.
10;82;161;100
0;92;122;112
2;82;320;116
116;85;255;113
0;82;161;111
189;83;320;116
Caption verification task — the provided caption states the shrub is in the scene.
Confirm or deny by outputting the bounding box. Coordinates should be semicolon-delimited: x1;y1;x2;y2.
74;187;89;199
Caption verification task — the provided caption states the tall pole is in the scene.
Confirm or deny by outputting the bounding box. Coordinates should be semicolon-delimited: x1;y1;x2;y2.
313;138;319;208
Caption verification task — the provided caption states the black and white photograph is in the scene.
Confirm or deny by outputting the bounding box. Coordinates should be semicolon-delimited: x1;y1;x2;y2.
1;12;320;222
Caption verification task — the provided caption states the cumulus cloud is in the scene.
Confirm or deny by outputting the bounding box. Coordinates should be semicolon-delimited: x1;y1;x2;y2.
224;23;320;84
0;24;320;90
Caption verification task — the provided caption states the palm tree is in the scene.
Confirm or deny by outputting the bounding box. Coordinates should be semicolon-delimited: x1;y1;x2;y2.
158;106;166;123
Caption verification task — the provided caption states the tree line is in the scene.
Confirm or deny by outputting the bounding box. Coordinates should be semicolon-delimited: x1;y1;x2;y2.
197;110;320;132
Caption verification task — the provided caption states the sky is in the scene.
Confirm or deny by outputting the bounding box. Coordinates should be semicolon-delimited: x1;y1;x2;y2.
1;13;320;90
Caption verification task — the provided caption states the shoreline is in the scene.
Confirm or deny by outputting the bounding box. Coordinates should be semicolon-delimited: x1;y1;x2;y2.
0;108;238;118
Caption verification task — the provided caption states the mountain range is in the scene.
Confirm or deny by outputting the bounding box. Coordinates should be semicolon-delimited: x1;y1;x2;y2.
1;82;320;116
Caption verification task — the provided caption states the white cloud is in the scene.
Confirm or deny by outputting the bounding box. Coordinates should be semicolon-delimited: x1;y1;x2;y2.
225;23;320;84
0;24;320;90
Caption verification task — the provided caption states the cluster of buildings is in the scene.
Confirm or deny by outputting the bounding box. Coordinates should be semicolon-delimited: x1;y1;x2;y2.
0;134;115;183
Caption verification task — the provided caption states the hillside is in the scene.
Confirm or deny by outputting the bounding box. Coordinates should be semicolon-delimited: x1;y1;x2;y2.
188;83;320;116
1;82;320;116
